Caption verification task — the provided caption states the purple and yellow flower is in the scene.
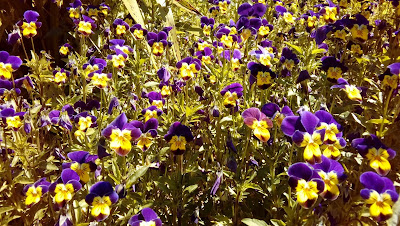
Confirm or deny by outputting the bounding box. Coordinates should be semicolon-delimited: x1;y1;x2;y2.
281;111;325;164
318;2;338;23
107;49;128;69
142;106;163;122
378;63;400;90
7;29;21;46
215;27;239;49
85;181;119;221
196;47;214;65
321;56;347;82
280;47;299;76
88;71;112;89
221;49;242;71
220;83;243;108
0;51;22;80
250;45;274;68
248;62;276;89
242;107;273;142
53;68;70;84
87;5;99;17
113;19;129;36
360;172;399;221
48;105;75;131
0;80;20;98
132;118;159;151
346;14;371;41
99;3;110;16
23;178;51;207
62;151;97;183
200;17;215;36
352;135;396;176
176;57;201;80
164;122;194;155
146;91;165;109
275;6;296;24
331;78;363;102
73;112;98;138
147;31;168;56
258;19;273;38
18;10;42;38
109;39;133;55
67;0;82;19
288;163;325;208
102;113;142;156
311;156;346;200
261;103;293;126
130;24;148;40
0;107;25;130
129;208;162;226
77;15;96;36
49;169;82;208
83;57;107;78
59;43;73;56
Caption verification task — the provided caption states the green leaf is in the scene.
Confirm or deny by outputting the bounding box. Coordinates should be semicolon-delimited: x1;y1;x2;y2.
184;184;198;194
0;206;14;215
126;165;149;188
241;218;268;226
14;176;34;185
271;219;286;226
366;119;391;124
311;49;326;54
284;42;303;55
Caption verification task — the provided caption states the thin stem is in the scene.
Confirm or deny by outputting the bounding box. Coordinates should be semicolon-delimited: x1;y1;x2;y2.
378;88;393;138
21;38;29;60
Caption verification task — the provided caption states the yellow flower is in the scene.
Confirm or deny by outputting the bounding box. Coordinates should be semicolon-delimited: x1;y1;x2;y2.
54;183;75;204
133;29;144;39
295;179;319;208
218;1;229;14
0;62;14;80
152;100;163;109
69;8;80;19
198;42;211;51
59;46;70;55
241;29;252;42
110;129;132;156
179;63;198;80
221;35;234;48
116;25;127;36
78;21;92;35
318;171;340;199
283;12;295;24
327;67;342;80
344;85;362;101
366;148;391;176
70;162;91;183
137;133;153;150
6;116;23;129
78;116;93;131
256;71;272;88
203;25;211;36
21;22;38;37
170;135;187;151
350;24;369;41
91;73;110;88
54;72;68;83
111;54;126;68
25;186;42;206
333;30;346;40
223;91;238;107
91;196;112;217
152;42;164;56
144;110;158;122
299;132;323;164
366;191;394;220
161;86;172;97
258;26;270;36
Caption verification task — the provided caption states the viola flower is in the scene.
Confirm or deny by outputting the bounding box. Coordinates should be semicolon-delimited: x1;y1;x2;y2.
53;69;70;84
176;57;201;80
102;113;142;156
147;31;168;56
107;49;128;69
48;105;75;131
237;2;266;18
321;56;347;82
130;24;148;40
49;169;82;208
87;5;99;17
346;14;372;41
88;71;112;89
83;57;107;78
85;181;119;221
73;112;97;138
319;3;338;23
0;108;26;130
280;47;299;76
142;106;163;122
347;41;363;55
164;122;194;155
215;27;239;49
195;39;212;51
77;15;97;36
157;67;171;83
352;135;396;176
248;62;276;89
261;103;294;126
200;17;215;36
258;19;273;38
222;49;242;71
379;63;400;90
360;172;399;221
132;118;159;151
146;91;165;109
331;78;363;102
236;17;262;42
74;100;101;111
109;39;133;55
220;83;243;108
67;0;82;19
0;80;20;98
0;51;23;80
213;41;225;54
281;111;325;164
17;10;42;38
129;208;162;226
196;47;214;65
23;178;51;207
62;151;97;183
113;19;129;36
301;11;319;31
59;43;72;56
217;0;230;14
7;29;21;46
311;156;346;200
99;3;110;16
275;6;296;24
242;107;273;142
250;45;275;67
288;162;325;208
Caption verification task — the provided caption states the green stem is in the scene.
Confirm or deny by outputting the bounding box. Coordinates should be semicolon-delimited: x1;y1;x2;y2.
378;88;393;138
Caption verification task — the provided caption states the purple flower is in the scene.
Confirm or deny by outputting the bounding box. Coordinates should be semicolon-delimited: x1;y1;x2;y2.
220;83;243;108
0;107;26;130
360;172;399;221
0;51;23;80
261;103;293;126
280;47;299;76
129;208;162;226
157;67;171;82
131;118;159;151
221;49;242;71
83;57;107;78
237;2;266;18
107;49;128;69
85;181;119;221
200;17;215;36
77;15;97;36
288;162;324;208
215;27;239;48
164;122;194;155
211;172;223;195
195;47;214;65
176;57;201;80
130;24;148;39
67;0;82;19
145;91;165;109
23;178;51;207
141;106;163;122
147;31;168;56
109;39;133;55
49;169;82;208
248;62;276;89
53;68;70;84
17;10;42;38
321;56;347;82
62;151;98;183
113;19;129;36
48;105;75;131
108;97;119;114
7;29;21;45
242;107;273;142
59;43;73;56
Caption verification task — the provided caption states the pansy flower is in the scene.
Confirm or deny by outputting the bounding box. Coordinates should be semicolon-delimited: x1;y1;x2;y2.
0;80;20;98
281;111;325;164
109;39;133;55
67;0;82;19
87;5;99;17
311;156;346;200
248;62;276;89
258;19;273;38
77;15;96;36
99;3;110;16
242;107;273;142
49;169;82;208
331;78;363;102
321;56;347;82
213;41;225;54
176;57;201;80
347;41;363;55
250;43;275;67
0;51;22;80
83;57;107;78
74;100;101;111
53;68;70;84
360;172;399;221
220;83;243;108
195;47;214;65
352;135;396;176
141;106;163;122
7;29;21;46
59;43;73;56
378;63;400;90
301;10;319;31
102;113;142;156
215;0;230;14
318;2;339;23
288;163;325;208
280;47;299;76
130;24;148;40
129;208;162;226
107;49;128;69
195;39;212;51
275;6;296;24
237;2;266;18
222;49;242;71
85;181;119;221
73;112;98;138
113;19;129;36
215;27;239;49
261;103;293;126
48;105;75;131
236;17;262;42
164;122;194;155
132;118;159;151
145;91;165;109
147;31;168;56
200;17;215;36
345;14;372;41
23;178;51;207
0;108;26;130
17;10;42;38
88;71;112;89
62;151;97;183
